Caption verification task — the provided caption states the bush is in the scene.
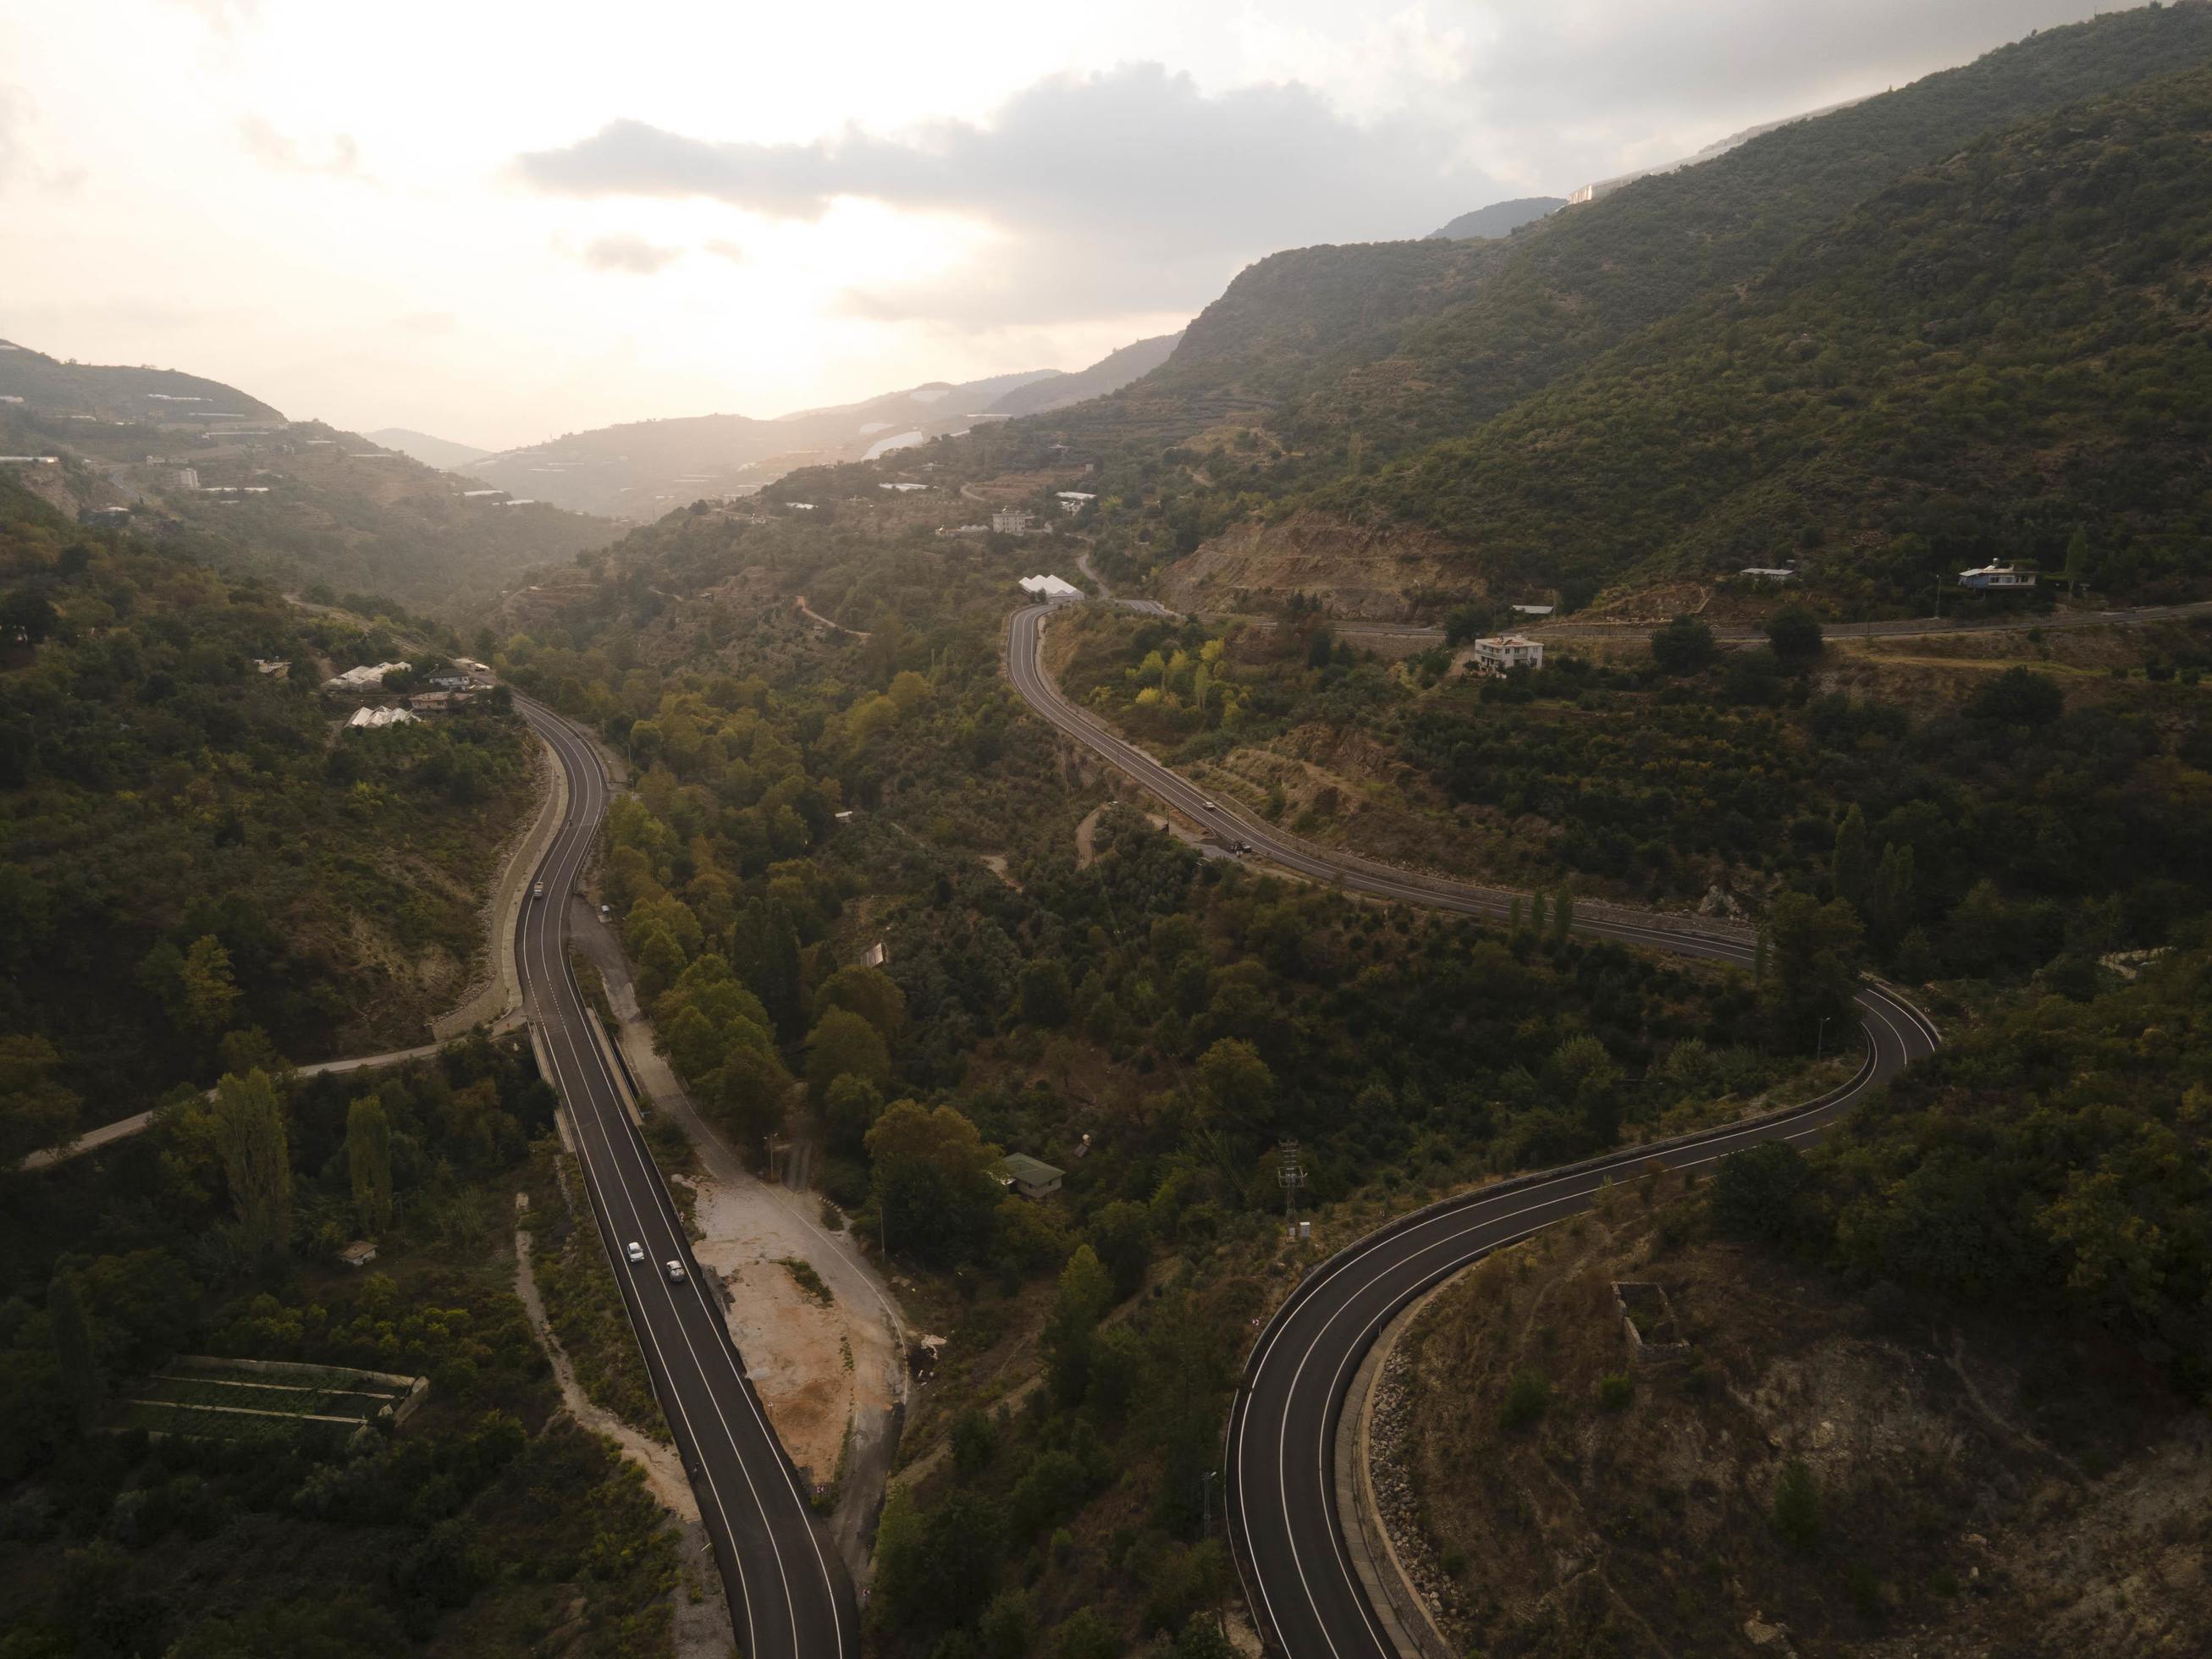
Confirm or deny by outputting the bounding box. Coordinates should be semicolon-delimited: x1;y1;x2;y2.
1597;1371;1634;1411
1498;1367;1550;1430
1770;1458;1823;1552
1710;1142;1815;1245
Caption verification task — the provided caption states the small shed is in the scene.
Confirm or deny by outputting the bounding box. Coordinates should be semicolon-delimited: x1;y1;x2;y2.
998;1153;1065;1200
339;1240;379;1269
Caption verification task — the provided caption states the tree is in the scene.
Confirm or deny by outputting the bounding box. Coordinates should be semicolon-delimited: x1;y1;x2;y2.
978;1589;1037;1659
873;1485;1001;1634
1831;805;1873;916
1018;959;1073;1028
2061;526;2089;594
1551;884;1575;951
347;1095;394;1233
1650;615;1717;675
0;1033;80;1165
48;1271;97;1424
822;1074;884;1157
1712;1142;1815;1244
1195;1039;1274;1136
1967;666;2063;728
1087;1200;1152;1300
212;1070;292;1259
732;898;804;1038
1045;1244;1115;1404
712;1044;795;1159
1762;892;1862;1052
179;934;240;1034
805;1008;891;1105
1176;1614;1237;1659
813;964;906;1041
1766;606;1824;665
1869;841;1916;953
866;1100;1001;1265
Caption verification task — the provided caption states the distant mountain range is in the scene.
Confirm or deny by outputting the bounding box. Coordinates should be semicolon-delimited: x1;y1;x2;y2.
366;428;490;471
1426;197;1565;241
460;333;1183;519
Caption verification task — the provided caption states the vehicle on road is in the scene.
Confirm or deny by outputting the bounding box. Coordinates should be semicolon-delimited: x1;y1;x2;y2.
599;902;611;918
1200;799;1218;812
664;1259;687;1283
532;881;545;900
626;1241;646;1264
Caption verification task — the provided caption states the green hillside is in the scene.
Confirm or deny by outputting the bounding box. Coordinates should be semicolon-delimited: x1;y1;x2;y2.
960;3;2212;604
0;340;279;425
1335;58;2212;606
0;479;536;1144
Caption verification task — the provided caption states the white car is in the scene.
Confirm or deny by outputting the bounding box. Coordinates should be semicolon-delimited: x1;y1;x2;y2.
532;882;545;901
625;1241;646;1264
665;1259;687;1283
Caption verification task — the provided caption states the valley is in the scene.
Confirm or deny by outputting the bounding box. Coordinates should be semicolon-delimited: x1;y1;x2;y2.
6;6;2212;1658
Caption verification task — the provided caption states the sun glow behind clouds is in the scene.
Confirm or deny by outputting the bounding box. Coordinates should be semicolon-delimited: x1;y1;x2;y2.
1;0;2114;448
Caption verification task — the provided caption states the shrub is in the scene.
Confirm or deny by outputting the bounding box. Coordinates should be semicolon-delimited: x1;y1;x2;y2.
1597;1372;1635;1411
1770;1458;1823;1552
1498;1367;1550;1430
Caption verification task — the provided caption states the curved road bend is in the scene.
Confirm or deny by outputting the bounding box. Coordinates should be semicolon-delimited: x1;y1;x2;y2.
516;696;856;1659
1004;604;1939;1659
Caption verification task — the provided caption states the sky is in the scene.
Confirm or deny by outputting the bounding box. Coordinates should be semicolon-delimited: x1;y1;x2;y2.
0;0;2117;449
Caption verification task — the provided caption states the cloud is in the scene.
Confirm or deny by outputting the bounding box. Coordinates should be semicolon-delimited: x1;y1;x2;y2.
514;63;1503;319
702;239;749;264
0;86;23;187
575;234;681;274
239;116;369;180
161;0;262;34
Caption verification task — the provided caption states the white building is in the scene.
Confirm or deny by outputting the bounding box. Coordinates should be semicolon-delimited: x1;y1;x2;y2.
1018;574;1082;603
1958;563;2036;590
1055;491;1096;515
1509;603;1555;617
345;706;421;730
991;508;1034;535
1740;566;1797;582
1470;635;1545;675
324;660;411;692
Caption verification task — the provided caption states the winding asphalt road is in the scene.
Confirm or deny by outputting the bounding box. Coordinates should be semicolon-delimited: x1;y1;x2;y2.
515;696;855;1659
1004;603;1939;1659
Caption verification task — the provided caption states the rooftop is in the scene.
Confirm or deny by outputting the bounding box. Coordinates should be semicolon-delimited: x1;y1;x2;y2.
1000;1153;1064;1185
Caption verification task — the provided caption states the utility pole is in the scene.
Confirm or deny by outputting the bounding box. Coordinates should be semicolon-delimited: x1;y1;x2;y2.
1816;1015;1831;1063
1279;1140;1306;1241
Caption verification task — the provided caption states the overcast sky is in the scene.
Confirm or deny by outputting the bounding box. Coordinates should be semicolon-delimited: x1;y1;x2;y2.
0;0;2115;449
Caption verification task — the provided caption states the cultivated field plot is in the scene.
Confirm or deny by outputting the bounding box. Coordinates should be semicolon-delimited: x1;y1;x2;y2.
115;1357;422;1441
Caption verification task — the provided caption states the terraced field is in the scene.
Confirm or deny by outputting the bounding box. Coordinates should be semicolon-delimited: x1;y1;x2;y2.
117;1359;420;1440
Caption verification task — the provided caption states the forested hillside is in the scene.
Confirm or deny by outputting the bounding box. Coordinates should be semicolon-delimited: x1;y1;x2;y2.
0;482;534;1150
1336;61;2212;607
481;486;1851;1654
946;3;2212;610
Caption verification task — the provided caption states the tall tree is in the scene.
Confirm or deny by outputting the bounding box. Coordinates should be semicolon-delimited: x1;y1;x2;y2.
1551;884;1575;950
212;1069;293;1259
1831;805;1873;917
347;1095;394;1233
48;1270;97;1425
1870;842;1917;954
1762;894;1863;1053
